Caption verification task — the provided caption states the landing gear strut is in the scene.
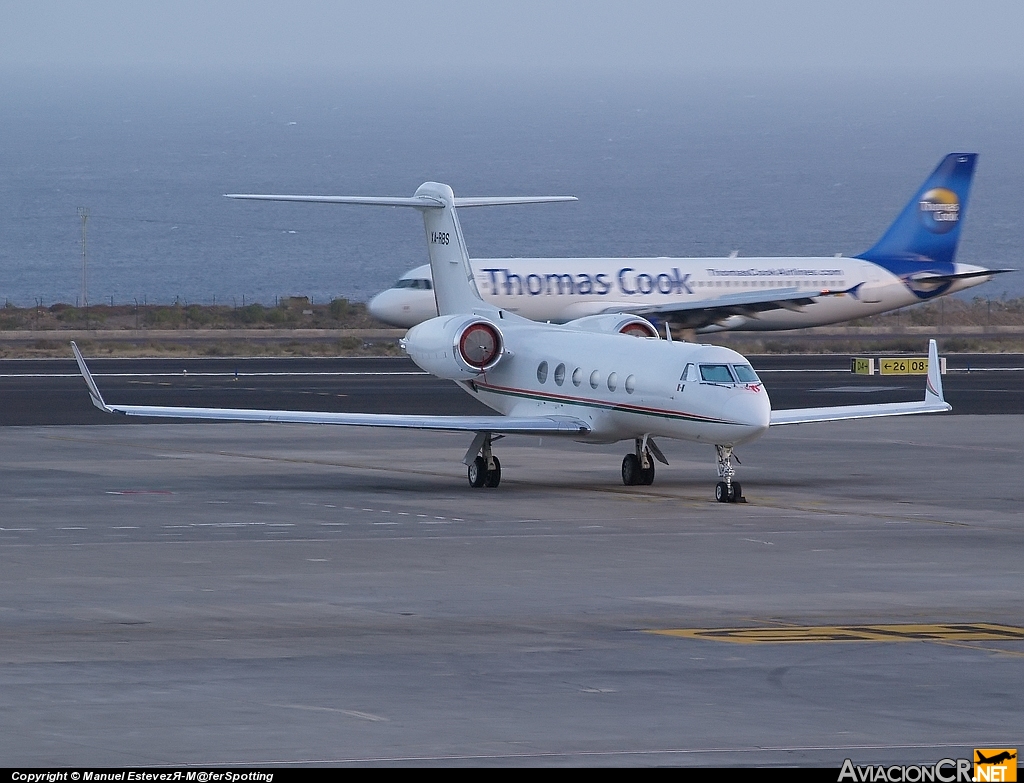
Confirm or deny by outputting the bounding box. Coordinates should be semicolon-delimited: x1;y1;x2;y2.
465;432;501;488
714;444;743;503
622;436;657;486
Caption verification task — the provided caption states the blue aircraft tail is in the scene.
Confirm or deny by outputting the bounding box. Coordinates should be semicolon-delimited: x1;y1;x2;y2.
856;153;977;269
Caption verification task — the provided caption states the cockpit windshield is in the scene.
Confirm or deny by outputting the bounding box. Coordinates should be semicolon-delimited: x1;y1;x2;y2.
697;363;761;384
699;364;735;383
394;278;433;290
731;364;760;383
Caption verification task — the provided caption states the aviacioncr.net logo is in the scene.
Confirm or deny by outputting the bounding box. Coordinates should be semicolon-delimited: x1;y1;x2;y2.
919;187;960;234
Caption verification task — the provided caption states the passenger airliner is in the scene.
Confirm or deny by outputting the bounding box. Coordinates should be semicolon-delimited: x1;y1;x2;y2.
368;154;1009;331
74;181;951;502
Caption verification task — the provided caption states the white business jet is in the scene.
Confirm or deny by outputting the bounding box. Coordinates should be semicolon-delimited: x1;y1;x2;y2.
72;182;950;502
369;154;1010;331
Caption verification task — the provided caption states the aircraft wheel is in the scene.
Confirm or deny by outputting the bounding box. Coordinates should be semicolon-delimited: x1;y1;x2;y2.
715;481;733;503
621;454;641;485
731;482;742;501
640;464;655;485
468;456;488;488
484;456;502;488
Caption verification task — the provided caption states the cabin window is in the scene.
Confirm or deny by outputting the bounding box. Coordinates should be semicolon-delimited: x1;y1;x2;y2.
590;370;601;389
572;367;583;387
607;372;618;392
537;361;548;384
732;364;760;383
554;363;566;386
699;364;736;383
625;375;636;394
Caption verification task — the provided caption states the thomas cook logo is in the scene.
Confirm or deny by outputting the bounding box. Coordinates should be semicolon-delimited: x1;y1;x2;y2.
975;749;1017;782
919;187;961;234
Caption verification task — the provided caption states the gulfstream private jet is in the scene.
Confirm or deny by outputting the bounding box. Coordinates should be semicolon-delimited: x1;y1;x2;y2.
73;182;951;502
369;154;1010;331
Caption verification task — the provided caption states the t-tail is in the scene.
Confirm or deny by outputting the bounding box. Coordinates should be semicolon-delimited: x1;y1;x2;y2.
857;153;976;268
225;185;576;316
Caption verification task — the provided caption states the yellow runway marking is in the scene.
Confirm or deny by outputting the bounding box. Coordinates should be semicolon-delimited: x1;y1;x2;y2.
649;623;1024;644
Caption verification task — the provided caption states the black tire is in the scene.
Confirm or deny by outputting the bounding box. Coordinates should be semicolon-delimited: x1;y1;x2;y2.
731;482;742;501
468;456;488;488
640;463;655;485
484;456;502;488
715;481;732;503
621;454;641;485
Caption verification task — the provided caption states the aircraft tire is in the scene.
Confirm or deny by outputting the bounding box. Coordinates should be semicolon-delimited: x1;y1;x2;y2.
640;464;655;485
621;454;641;485
468;456;488;488
484;457;501;488
731;482;742;501
715;481;732;503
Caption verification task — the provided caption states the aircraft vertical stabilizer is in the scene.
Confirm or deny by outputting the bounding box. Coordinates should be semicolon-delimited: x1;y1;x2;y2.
857;153;977;267
414;182;484;315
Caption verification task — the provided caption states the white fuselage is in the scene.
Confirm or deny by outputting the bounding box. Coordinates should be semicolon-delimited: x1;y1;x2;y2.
370;257;991;330
404;311;771;447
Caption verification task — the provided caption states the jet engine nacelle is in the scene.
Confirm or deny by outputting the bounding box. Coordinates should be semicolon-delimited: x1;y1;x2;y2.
562;313;660;339
403;315;506;379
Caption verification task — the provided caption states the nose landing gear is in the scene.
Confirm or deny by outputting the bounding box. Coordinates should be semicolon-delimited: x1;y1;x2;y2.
714;444;744;503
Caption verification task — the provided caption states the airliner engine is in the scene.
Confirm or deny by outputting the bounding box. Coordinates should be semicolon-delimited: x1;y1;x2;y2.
562;313;659;338
403;315;506;379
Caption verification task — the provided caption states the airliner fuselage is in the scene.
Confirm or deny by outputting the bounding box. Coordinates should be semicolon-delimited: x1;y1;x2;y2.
369;255;991;330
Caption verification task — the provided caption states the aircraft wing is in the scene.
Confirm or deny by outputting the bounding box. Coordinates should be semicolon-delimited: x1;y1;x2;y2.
770;340;950;425
71;343;589;435
600;287;824;329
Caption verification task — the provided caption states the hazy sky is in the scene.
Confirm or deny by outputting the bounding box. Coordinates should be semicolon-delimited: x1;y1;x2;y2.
2;0;1023;78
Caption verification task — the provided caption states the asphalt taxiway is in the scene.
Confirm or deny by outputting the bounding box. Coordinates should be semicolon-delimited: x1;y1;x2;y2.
0;357;1022;766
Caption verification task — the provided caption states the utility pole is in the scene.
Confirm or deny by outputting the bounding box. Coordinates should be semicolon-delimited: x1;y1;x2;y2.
77;207;89;308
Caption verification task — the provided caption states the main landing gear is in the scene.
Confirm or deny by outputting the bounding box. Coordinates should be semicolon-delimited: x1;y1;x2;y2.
465;432;501;488
622;435;667;486
714;444;744;503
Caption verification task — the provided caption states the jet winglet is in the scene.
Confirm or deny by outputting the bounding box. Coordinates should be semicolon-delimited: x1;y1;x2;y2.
71;342;111;413
925;338;945;405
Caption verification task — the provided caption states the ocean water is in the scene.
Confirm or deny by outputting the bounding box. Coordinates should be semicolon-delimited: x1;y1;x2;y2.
1;70;1022;307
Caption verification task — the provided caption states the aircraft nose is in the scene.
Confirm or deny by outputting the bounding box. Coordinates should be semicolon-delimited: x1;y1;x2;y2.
368;290;401;325
725;390;771;432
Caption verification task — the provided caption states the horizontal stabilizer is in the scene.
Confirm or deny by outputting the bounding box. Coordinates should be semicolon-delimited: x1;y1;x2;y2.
453;196;577;207
908;268;1014;284
225;194;577;209
227;183;576;317
225;194;444;208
